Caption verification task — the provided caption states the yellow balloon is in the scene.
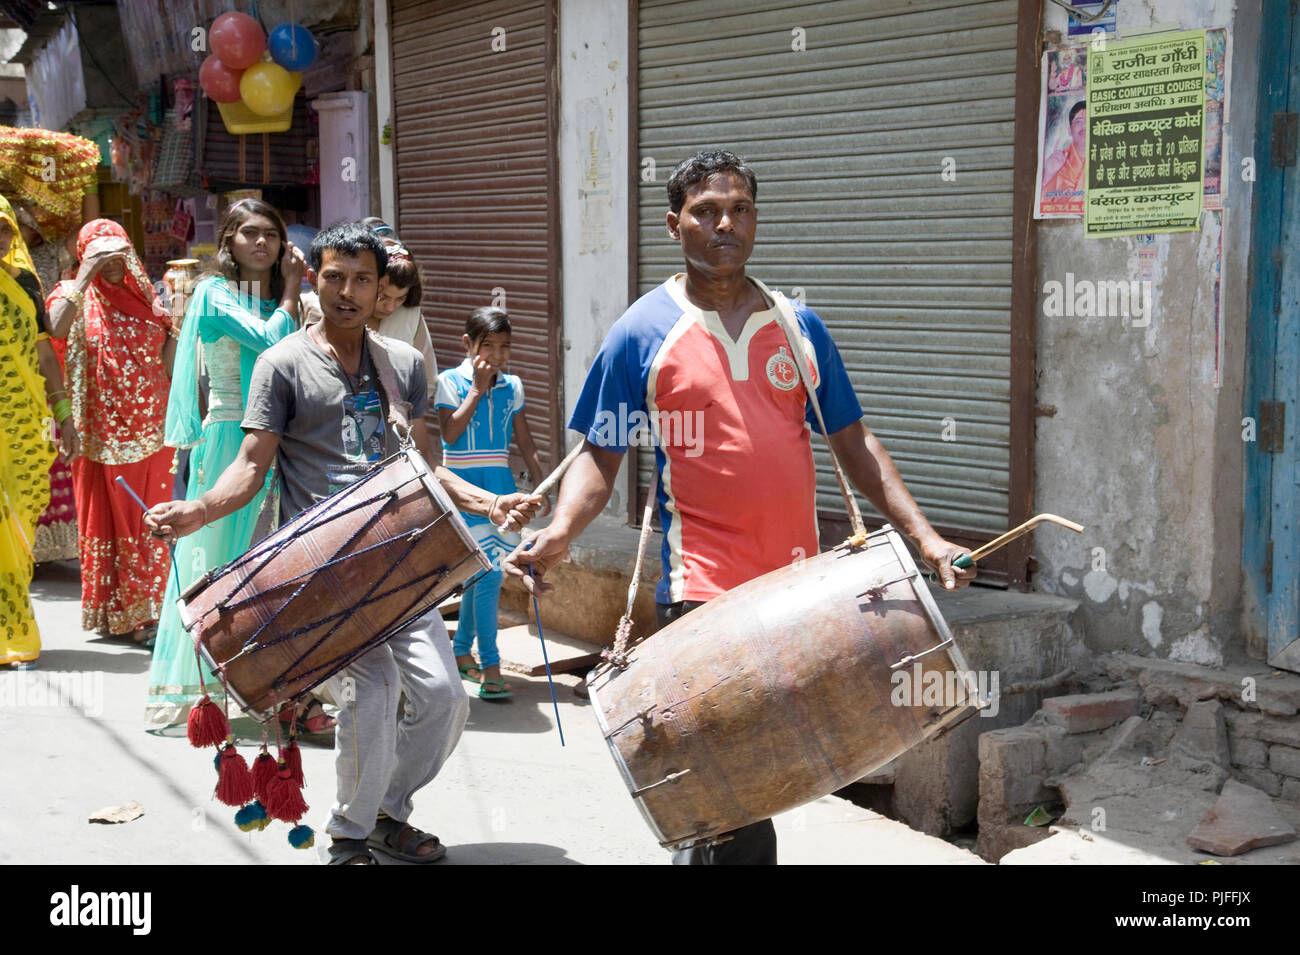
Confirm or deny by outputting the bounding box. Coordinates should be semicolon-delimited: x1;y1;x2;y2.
290;71;303;91
240;62;296;116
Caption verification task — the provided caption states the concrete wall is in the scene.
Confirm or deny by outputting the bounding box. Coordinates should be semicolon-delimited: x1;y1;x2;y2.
558;0;633;517
1032;0;1258;667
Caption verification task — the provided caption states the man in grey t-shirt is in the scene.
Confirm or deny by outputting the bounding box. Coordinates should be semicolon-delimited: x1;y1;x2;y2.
242;321;428;521
148;223;541;865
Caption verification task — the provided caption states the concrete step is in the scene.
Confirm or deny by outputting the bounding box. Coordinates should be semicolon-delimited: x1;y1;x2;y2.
494;621;603;677
876;584;1088;839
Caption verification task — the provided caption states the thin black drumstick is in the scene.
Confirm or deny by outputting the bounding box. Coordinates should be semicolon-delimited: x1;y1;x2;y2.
115;476;182;595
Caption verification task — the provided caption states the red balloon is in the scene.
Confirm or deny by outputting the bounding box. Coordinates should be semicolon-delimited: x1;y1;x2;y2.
199;54;243;103
209;12;266;70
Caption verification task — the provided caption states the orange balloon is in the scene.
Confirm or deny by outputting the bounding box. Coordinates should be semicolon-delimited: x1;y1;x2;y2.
209;12;266;70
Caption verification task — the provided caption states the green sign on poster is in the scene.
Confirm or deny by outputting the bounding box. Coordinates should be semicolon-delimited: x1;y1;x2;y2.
1084;29;1206;237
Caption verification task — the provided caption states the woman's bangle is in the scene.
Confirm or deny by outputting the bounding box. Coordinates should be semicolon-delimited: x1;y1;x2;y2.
197;499;209;527
52;398;72;423
60;287;84;308
489;494;499;520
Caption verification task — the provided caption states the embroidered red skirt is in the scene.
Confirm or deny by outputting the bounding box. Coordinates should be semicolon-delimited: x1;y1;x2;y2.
71;447;173;635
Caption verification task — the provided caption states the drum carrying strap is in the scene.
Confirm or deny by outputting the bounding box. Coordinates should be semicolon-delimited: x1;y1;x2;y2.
768;287;868;543
365;328;414;445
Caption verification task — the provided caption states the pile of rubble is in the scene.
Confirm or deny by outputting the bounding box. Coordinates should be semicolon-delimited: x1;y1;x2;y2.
977;653;1300;864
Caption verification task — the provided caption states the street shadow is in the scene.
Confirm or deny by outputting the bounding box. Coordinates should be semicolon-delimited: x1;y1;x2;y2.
64;702;264;862
372;841;583;865
29;560;81;601
144;716;290;748
462;676;578;737
25;647;152;675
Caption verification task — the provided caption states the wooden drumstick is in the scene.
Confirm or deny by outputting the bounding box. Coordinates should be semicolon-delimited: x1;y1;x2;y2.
954;513;1084;568
497;440;585;530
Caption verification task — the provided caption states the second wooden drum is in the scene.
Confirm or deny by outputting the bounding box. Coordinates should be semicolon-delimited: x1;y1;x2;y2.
588;526;988;850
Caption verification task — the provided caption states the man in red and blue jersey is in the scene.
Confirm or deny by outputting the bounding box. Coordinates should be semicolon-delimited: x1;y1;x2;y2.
505;149;975;864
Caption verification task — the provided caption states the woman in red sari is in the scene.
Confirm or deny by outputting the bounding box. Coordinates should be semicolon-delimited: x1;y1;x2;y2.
47;219;174;642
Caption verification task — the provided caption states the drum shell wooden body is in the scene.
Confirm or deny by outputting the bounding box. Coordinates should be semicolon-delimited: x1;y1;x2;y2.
588;529;979;850
180;450;490;721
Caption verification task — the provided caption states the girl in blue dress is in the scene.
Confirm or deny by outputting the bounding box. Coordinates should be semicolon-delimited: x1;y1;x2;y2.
436;307;544;699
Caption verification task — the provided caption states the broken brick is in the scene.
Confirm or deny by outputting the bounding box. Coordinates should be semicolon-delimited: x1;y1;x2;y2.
1042;689;1141;734
1187;779;1297;856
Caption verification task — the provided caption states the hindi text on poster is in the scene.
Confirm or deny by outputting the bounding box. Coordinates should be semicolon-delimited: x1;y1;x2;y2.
1085;30;1206;238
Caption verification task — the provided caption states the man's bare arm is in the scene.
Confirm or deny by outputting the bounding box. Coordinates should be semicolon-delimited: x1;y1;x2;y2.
145;429;279;540
827;419;975;589
501;440;623;594
413;415;542;529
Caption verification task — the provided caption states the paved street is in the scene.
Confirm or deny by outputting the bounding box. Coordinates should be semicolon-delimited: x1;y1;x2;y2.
2;559;986;866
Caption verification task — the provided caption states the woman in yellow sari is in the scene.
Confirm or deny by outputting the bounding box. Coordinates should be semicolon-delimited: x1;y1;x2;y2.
0;194;76;667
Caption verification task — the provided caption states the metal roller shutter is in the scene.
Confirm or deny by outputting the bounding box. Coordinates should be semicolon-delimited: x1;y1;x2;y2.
390;0;562;465
635;0;1022;566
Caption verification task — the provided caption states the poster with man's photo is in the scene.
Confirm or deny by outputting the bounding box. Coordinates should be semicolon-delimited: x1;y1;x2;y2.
1035;47;1089;218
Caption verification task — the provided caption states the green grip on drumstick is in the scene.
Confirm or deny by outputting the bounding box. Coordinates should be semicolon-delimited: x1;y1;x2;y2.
927;553;972;585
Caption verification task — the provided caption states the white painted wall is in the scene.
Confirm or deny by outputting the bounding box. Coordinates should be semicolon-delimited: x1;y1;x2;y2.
558;0;630;512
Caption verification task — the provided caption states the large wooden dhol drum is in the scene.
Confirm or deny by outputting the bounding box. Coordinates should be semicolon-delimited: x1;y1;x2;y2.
588;527;988;850
179;449;490;721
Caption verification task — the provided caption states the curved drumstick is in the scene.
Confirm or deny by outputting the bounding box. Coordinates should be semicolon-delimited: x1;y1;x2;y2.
497;440;585;531
953;513;1085;569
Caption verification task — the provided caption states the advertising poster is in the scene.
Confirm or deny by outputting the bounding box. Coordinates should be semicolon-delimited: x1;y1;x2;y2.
1035;47;1089;218
1068;0;1118;38
1203;27;1228;210
1085;29;1207;238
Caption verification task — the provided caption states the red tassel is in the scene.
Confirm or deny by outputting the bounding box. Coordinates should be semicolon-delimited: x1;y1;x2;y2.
186;695;230;749
263;764;309;823
250;747;278;802
283;739;304;788
214;743;255;807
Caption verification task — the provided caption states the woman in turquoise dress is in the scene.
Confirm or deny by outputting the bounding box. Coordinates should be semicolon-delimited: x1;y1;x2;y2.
144;199;303;727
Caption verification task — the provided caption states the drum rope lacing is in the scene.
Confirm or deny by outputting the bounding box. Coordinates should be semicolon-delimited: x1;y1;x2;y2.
192;456;479;694
208;457;414;598
217;514;460;687
602;468;658;669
